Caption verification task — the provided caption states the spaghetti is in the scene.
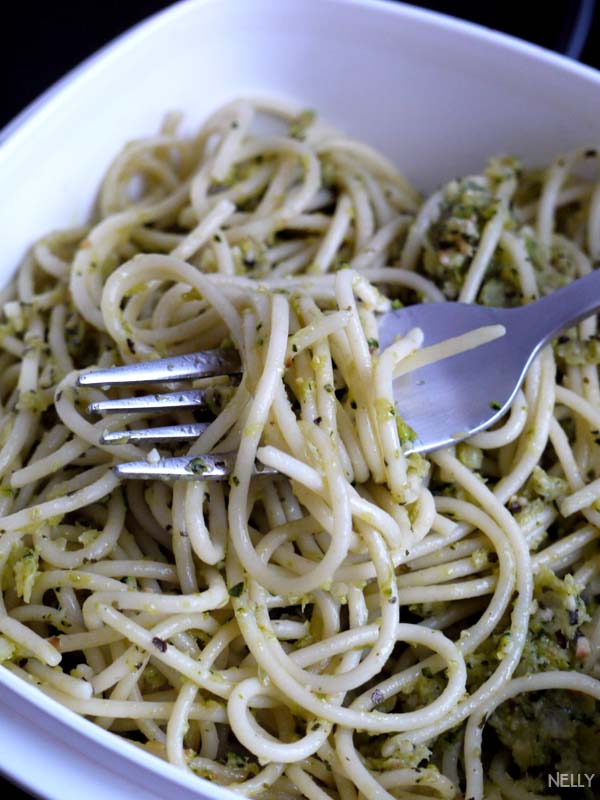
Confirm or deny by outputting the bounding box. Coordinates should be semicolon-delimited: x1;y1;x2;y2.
0;100;598;799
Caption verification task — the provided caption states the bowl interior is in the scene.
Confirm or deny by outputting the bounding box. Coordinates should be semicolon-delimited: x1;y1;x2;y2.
2;0;600;278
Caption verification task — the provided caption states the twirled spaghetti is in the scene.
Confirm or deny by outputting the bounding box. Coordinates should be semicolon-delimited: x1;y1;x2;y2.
0;99;598;799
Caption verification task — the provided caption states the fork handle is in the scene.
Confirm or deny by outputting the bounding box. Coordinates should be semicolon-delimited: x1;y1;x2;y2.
517;267;600;348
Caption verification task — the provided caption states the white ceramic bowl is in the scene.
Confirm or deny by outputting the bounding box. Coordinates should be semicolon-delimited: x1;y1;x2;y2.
1;1;600;797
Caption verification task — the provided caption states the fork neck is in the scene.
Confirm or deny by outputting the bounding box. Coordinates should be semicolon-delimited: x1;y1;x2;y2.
516;267;600;349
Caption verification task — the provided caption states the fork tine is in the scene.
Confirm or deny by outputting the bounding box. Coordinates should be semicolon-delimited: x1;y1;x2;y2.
101;423;210;444
78;348;241;387
88;386;234;415
114;454;277;481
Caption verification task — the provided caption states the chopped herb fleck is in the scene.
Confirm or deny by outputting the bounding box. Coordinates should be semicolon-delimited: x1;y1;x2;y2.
370;688;384;706
187;457;210;474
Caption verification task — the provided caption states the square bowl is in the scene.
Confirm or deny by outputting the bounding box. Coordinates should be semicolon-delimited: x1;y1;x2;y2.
1;1;600;798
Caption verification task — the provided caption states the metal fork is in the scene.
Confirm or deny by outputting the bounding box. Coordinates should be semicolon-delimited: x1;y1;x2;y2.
79;268;600;480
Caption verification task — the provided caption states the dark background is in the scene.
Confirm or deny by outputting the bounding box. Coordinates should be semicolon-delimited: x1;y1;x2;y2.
1;1;598;798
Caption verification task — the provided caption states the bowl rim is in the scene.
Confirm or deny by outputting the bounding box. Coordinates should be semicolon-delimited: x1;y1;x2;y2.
3;0;600;152
1;0;600;797
0;664;237;799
